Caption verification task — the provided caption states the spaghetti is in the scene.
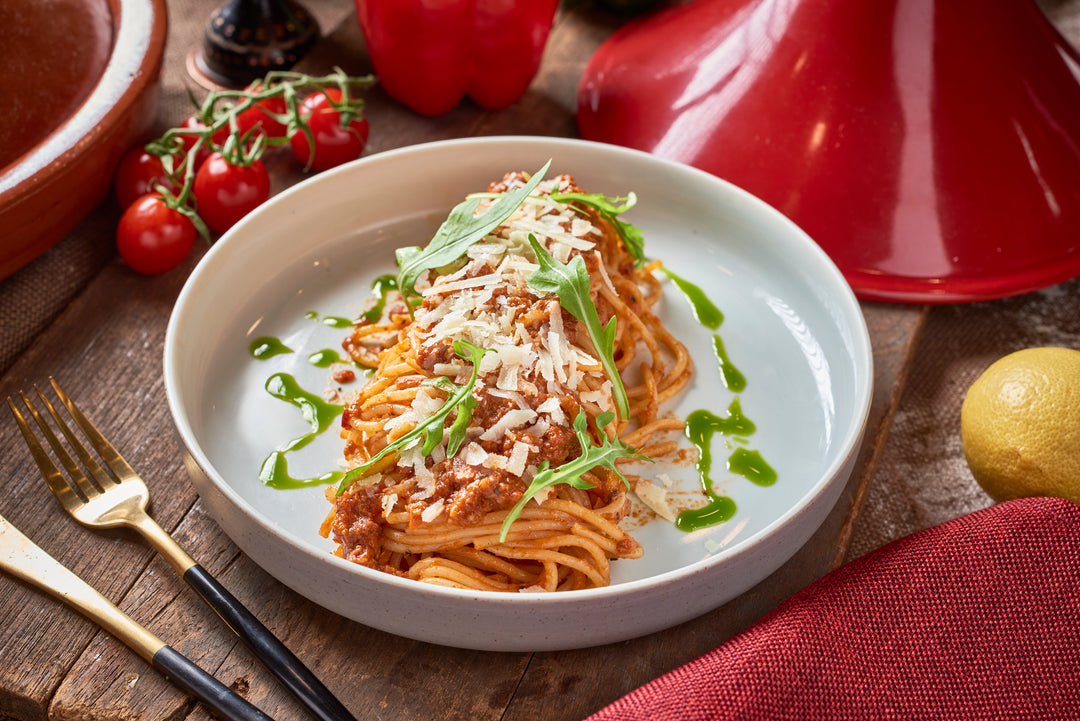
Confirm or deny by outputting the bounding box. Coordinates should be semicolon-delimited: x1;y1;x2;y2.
323;170;692;592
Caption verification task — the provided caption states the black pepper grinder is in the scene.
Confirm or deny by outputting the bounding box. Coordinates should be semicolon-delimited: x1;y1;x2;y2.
192;0;320;87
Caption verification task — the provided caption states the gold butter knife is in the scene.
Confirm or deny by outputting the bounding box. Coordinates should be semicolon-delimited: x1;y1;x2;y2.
0;513;275;721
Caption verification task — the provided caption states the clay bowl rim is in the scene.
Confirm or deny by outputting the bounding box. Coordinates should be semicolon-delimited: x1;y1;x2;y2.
0;0;168;263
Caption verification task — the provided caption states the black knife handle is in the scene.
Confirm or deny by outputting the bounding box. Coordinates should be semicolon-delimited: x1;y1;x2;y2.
183;564;356;721
152;644;276;721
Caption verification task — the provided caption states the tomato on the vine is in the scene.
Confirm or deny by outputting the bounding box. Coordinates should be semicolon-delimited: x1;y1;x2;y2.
211;83;288;149
236;81;289;139
290;89;369;172
116;194;197;275
114;148;179;209
192;152;271;234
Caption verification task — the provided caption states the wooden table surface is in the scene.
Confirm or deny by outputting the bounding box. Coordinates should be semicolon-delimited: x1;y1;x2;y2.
1;1;1078;719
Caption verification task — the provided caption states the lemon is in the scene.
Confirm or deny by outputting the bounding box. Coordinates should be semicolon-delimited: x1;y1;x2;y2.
960;346;1080;504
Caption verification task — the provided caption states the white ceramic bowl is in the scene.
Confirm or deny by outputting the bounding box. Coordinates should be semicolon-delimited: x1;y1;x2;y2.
164;137;873;651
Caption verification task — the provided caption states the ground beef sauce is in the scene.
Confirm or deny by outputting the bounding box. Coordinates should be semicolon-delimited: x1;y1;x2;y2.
332;171;635;574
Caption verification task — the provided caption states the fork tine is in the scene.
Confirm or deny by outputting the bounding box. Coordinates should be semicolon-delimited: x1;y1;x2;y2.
31;386;118;494
20;390;104;500
7;396;83;510
50;378;138;484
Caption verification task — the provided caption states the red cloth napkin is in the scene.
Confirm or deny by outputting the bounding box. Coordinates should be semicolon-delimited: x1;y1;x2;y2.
588;497;1080;720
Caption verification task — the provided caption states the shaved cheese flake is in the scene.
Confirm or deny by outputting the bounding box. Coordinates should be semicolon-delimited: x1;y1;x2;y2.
506;441;532;477
463;442;488;466
411;385;444;417
482;454;507;471
537;397;561;414
580;389;606;405
634;479;677;522
399;444;436;496
380;491;397;518
537;397;566;425
523;418;550;439
593;250;619;297
421;499;445;523
536;347;554;382
423;272;503;297
546;329;568;383
571;217;599;237
548;299;564;336
479;408;538;441
433;362;465;377
384;408;416;432
530;485;556;508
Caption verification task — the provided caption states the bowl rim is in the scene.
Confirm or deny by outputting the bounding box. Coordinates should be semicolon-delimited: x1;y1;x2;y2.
164;135;874;616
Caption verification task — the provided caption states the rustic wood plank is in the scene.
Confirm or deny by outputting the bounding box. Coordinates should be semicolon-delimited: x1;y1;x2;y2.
0;254;204;719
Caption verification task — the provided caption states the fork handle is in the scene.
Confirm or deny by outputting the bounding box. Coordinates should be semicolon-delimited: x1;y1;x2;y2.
184;564;357;721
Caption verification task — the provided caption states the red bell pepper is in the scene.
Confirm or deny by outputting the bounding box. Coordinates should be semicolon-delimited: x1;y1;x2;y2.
353;0;559;117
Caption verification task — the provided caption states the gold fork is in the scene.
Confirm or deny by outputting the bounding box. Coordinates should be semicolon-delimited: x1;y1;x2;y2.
9;378;355;721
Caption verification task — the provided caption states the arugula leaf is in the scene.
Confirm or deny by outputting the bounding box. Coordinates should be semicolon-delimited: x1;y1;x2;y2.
552;190;646;267
396;160;553;298
526;234;630;420
445;386;477;457
498;411;649;542
336;338;491;494
422;375;476;457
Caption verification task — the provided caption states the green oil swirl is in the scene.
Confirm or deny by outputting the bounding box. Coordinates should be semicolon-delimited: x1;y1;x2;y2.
260;451;343;490
264;373;342;452
662;267;723;330
249;337;293;360
677;401;754;531
322;316;354;329
712;334;746;393
258;373;344;489
361;274;399;323
308;349;345;367
728;447;777;487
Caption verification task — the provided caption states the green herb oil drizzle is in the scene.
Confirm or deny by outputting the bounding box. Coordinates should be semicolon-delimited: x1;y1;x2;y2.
249;337;293;360
308;349;345;367
361;274;398;323
256;279;396;489
258;373;344;489
663;266;776;532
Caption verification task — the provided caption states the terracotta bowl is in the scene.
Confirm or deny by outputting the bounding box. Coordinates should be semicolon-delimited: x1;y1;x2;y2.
0;0;168;281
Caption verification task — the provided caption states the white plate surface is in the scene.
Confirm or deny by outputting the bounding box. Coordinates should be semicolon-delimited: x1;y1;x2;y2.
164;136;872;651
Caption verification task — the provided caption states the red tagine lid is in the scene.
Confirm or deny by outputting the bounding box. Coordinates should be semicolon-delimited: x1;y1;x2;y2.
578;0;1080;303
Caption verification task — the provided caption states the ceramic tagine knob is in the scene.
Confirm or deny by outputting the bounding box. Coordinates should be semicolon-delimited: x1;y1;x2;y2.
193;0;320;87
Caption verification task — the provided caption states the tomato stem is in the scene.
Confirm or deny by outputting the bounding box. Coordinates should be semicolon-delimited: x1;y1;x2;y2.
136;67;375;238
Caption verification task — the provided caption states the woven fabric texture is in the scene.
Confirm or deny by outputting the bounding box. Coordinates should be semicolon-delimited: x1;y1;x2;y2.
589;496;1080;721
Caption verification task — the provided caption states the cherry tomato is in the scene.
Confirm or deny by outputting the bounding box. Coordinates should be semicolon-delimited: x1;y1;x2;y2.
211;84;289;150
116;194;197;275
290;89;369;172
114;148;179;209
235;81;289;139
192;152;271;234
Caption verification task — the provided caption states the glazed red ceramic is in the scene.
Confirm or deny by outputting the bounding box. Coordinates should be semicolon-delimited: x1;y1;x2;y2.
578;0;1080;303
0;0;167;280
